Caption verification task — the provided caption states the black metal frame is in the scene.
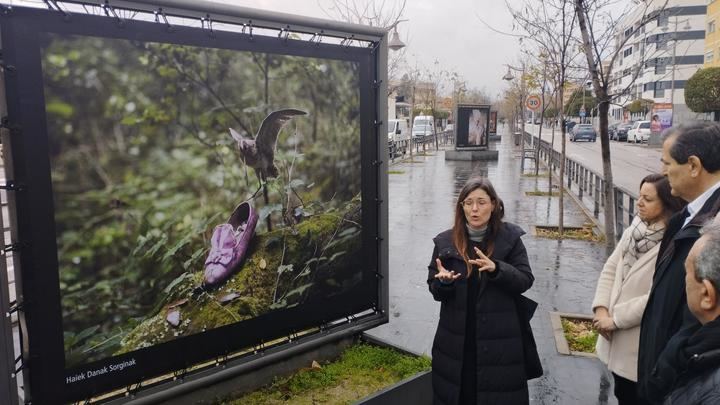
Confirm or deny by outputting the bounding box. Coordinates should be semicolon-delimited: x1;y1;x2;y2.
0;5;388;403
455;103;491;149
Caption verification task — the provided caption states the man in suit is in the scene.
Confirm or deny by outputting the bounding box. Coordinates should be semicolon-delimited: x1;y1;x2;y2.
637;122;720;403
662;223;720;404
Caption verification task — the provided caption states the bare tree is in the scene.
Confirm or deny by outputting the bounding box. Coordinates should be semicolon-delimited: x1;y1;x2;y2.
319;0;408;95
574;0;669;251
505;0;578;235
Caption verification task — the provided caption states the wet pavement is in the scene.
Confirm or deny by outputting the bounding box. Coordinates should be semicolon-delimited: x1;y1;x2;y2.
366;126;618;404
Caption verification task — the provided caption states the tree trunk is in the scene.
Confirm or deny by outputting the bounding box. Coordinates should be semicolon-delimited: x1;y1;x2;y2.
575;0;616;251
598;101;616;251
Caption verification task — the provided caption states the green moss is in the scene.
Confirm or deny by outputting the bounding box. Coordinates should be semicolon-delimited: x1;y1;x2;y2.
219;343;431;405
535;226;603;242
525;191;560;197
561;318;598;353
387;170;405;175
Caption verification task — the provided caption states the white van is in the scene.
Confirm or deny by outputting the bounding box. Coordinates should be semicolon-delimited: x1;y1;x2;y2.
412;115;435;138
388;119;410;143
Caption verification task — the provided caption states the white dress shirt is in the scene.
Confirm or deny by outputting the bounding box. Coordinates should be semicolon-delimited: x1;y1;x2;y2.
683;180;720;228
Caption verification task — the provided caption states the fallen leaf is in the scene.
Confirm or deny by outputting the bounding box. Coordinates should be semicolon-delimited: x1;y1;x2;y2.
259;258;267;269
311;360;322;369
218;292;240;304
167;298;188;309
166;308;181;327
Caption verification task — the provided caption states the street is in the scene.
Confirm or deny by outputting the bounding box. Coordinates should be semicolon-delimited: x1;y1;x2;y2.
525;124;663;195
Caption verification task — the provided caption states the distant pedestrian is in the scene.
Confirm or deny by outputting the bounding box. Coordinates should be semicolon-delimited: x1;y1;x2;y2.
663;222;720;404
638;121;720;403
427;177;540;405
592;174;685;405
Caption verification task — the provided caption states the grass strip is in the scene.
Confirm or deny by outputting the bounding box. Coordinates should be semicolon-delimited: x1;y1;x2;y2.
220;343;431;405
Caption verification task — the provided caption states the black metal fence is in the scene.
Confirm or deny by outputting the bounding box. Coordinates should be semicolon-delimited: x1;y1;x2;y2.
388;130;454;161
523;132;638;241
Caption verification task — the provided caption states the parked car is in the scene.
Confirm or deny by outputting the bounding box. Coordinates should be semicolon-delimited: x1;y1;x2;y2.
627;120;651;143
608;123;619;140
615;122;634;142
570;124;597;142
388;119;410;143
412;115;434;139
565;121;577;133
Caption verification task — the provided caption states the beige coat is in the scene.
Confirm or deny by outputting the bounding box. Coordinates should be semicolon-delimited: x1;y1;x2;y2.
592;217;661;381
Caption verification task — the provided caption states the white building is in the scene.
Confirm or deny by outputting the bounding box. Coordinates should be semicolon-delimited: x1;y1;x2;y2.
609;0;707;125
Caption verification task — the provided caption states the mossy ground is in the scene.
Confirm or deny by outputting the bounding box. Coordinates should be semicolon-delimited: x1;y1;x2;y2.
535;226;604;242
525;191;560;197
561;318;598;353
387;170;405;175
217;343;431;405
118;202;361;353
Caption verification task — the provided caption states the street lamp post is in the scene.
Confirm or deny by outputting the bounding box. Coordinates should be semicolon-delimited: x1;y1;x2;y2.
661;16;691;127
503;63;526;146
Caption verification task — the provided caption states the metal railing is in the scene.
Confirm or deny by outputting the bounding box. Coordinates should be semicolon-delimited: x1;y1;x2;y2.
388;130;454;161
523;131;638;240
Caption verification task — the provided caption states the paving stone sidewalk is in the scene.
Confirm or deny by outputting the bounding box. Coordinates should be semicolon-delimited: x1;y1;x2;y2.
367;127;618;404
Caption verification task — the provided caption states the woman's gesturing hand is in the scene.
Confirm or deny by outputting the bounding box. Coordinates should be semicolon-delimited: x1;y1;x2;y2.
593;313;617;340
434;258;461;283
469;247;496;273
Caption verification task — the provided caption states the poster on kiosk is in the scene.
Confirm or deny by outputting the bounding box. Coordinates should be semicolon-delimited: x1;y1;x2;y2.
0;4;386;403
455;104;491;149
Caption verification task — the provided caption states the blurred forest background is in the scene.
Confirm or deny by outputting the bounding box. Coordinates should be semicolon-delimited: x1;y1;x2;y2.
40;34;362;366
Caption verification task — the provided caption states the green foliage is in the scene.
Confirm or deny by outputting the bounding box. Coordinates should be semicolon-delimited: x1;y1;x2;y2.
543;107;558;119
685;67;720;115
222;343;431;404
627;99;654;114
42;35;362;365
561;318;598;353
563;89;596;116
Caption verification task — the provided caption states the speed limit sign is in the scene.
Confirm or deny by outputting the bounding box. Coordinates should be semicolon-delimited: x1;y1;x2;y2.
525;94;542;112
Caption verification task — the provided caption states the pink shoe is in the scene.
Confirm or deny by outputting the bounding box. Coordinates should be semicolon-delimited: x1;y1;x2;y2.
203;201;259;287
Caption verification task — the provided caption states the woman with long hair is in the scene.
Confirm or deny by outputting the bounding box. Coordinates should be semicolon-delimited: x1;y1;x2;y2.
592;174;685;404
427;177;537;405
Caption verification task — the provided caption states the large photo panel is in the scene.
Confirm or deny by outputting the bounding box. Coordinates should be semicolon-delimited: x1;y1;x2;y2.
2;7;379;402
455;104;490;148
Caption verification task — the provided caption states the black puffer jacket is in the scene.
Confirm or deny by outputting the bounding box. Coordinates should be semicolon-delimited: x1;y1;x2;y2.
427;222;534;405
663;317;720;405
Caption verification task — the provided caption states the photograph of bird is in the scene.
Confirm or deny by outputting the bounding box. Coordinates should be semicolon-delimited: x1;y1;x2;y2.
229;108;308;193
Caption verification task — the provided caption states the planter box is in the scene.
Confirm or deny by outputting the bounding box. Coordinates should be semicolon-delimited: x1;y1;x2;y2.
156;333;432;405
549;312;597;358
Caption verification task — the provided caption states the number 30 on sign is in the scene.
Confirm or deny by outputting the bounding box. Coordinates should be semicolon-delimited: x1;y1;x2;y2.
525;94;542;111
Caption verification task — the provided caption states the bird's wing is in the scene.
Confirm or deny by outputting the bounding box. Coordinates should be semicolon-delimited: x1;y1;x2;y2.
255;109;307;156
229;127;245;142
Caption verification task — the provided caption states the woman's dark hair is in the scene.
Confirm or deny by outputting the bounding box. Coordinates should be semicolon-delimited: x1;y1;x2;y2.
640;173;686;222
452;177;504;275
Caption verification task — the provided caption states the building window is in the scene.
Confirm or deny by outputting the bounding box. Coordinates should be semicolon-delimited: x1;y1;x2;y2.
657;38;667;51
623;47;633;57
658;14;668;28
709;20;716;34
654;88;665;98
624;27;633;38
707;51;715;63
655;63;666;75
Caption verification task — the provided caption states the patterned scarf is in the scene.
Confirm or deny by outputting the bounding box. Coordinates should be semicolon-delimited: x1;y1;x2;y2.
621;216;665;274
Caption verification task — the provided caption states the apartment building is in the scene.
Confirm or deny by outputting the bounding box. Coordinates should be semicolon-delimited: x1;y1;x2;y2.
706;0;720;66
609;0;707;125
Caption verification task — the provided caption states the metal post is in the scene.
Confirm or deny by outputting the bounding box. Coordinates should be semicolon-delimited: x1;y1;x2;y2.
669;18;677;127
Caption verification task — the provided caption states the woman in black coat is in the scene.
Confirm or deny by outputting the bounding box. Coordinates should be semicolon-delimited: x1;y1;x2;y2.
427;177;536;405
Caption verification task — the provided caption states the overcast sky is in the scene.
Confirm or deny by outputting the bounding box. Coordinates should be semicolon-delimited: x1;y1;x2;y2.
216;0;521;97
